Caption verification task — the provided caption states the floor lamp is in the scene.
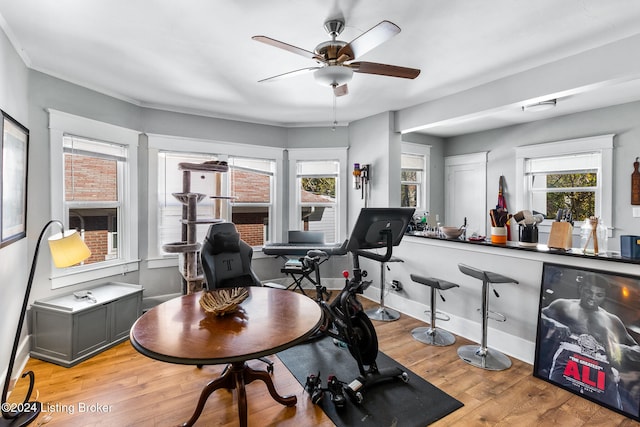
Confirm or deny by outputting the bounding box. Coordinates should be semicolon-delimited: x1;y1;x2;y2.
1;220;91;427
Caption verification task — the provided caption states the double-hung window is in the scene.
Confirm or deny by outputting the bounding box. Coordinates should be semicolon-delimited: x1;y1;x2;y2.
49;110;139;288
64;136;124;264
515;134;613;232
288;148;348;244
228;157;275;246
148;134;282;263
156;151;221;249
400;142;430;212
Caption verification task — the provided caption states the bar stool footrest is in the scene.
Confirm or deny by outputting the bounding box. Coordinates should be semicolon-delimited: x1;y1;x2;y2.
424;309;451;322
476;308;507;322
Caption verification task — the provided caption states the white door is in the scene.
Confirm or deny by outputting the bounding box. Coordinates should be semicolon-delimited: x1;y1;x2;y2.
444;152;487;237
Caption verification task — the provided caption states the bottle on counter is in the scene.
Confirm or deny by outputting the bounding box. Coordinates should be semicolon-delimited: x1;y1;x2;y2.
580;217;608;255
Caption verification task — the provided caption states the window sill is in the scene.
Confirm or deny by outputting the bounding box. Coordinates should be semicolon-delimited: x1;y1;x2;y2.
146;256;178;269
146;249;271;269
51;260;140;289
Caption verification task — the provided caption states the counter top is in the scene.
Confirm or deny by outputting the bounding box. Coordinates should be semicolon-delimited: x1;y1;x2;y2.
405;232;640;265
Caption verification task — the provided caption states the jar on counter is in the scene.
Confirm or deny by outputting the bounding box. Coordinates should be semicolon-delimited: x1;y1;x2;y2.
518;224;538;247
580;217;608;255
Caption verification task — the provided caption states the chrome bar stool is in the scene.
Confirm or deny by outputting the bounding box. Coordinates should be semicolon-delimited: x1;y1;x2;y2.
409;274;459;346
457;263;518;371
365;256;403;321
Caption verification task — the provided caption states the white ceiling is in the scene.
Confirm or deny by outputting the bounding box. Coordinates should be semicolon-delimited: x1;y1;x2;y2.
2;0;640;136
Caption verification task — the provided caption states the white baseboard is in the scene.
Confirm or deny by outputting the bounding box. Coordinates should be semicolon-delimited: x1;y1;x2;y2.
363;285;536;365
1;336;31;397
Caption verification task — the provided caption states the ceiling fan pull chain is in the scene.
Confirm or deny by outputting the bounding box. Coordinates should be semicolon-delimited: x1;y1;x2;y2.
332;93;337;130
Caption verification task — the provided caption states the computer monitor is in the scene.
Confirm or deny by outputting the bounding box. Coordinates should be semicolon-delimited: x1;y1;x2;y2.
346;207;415;253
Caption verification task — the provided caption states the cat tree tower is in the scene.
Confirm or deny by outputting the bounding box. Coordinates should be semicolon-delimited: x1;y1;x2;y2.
162;160;230;294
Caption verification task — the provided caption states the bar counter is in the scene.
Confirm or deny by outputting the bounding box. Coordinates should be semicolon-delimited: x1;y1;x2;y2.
359;232;640;365
404;231;640;265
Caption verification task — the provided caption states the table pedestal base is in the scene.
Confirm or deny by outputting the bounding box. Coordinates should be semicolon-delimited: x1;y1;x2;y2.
181;361;296;427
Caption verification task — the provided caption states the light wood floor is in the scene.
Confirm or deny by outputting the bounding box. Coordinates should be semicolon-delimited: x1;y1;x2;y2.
9;296;640;426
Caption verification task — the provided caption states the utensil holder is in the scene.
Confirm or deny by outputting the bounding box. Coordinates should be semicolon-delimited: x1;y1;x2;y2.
548;222;573;250
518;224;538;247
491;226;507;244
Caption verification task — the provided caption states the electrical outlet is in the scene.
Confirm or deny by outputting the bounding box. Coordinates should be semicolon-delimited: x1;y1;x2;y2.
391;280;402;291
633;207;640;218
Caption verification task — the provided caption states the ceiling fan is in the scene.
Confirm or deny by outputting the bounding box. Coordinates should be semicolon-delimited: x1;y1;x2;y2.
252;19;421;96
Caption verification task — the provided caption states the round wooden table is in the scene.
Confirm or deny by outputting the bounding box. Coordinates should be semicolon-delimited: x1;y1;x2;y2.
130;287;322;427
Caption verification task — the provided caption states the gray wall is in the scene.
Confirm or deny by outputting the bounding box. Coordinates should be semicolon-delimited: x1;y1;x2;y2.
347;111;395;222
444;101;640;250
26;71;352;308
347;112;443;231
0;26;30;393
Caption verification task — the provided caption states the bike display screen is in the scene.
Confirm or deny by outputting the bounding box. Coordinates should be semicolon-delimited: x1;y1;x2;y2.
346;207;414;252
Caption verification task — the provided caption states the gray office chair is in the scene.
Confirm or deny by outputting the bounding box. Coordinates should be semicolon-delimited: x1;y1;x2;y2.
201;222;261;290
200;221;274;373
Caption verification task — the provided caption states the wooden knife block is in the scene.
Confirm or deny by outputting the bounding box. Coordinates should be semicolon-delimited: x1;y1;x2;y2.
548;222;573;250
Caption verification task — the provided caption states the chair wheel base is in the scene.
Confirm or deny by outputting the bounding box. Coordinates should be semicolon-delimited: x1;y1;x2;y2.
457;345;511;371
365;306;400;322
411;327;455;346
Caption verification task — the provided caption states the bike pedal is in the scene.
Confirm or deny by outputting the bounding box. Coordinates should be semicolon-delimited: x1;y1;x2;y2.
332;338;348;348
331;392;346;408
311;388;324;405
327;375;346;408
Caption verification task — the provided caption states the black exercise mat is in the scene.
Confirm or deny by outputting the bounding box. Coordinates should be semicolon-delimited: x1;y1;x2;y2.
277;336;463;426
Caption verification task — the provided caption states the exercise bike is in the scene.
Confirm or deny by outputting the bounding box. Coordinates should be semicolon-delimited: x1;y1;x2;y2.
303;207;415;404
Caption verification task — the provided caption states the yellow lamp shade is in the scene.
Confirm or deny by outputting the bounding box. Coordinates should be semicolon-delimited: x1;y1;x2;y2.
48;230;92;268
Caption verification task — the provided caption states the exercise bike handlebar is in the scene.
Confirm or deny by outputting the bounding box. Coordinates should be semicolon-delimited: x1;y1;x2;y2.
306;249;329;260
352;229;394;263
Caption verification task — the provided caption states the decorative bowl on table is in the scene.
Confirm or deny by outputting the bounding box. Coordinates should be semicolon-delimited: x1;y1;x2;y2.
440;226;464;239
199;287;249;316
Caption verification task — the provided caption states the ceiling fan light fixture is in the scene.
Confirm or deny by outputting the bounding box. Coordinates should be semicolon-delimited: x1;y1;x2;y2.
522;99;557;112
314;65;353;87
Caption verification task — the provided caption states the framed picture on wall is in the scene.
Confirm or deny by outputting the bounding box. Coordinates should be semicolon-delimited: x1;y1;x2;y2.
534;262;640;421
0;110;29;248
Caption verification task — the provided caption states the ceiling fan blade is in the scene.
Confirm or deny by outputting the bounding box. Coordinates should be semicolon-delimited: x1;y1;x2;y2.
349;61;420;79
257;67;320;83
252;35;325;62
333;84;349;97
337;20;400;61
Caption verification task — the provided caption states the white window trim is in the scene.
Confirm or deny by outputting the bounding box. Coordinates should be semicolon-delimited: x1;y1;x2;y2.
401;142;431;213
515;134;614;234
48;109;140;288
288;147;348;242
147;134;284;265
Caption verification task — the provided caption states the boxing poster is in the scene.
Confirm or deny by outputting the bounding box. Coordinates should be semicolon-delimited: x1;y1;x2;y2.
534;263;640;420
